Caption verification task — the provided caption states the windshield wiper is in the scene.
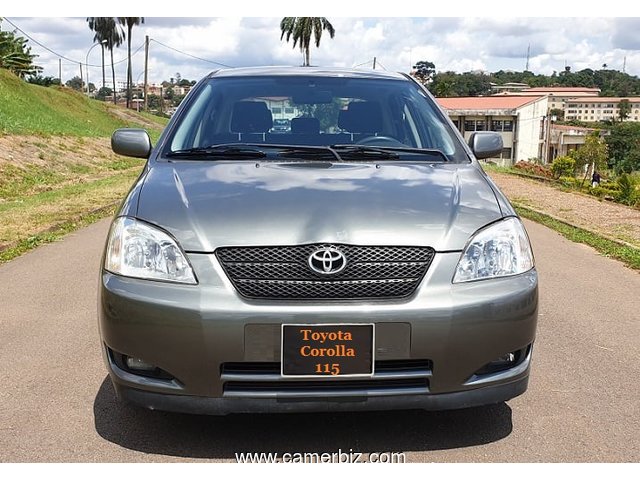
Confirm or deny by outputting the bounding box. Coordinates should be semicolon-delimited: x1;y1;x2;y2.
166;145;267;159
272;144;343;162
166;143;344;162
331;144;448;161
329;145;400;160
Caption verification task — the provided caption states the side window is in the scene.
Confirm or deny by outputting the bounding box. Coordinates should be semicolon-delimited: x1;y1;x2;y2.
401;95;455;155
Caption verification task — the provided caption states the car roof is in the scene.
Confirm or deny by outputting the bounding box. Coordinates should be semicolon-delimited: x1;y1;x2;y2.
208;66;409;81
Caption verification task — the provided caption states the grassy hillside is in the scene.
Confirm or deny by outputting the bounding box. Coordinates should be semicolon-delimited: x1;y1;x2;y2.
0;69;170;262
0;69;167;137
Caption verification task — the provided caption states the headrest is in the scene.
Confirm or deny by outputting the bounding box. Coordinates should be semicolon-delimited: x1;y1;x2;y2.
291;117;320;134
339;102;383;133
230;101;273;133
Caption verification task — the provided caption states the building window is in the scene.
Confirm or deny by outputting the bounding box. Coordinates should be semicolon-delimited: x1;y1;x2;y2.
464;119;486;131
285;107;294;114
500;148;512;160
503;120;513;132
272;107;282;114
491;120;503;131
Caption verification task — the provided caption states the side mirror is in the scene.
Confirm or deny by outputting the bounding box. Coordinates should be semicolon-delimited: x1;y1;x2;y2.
111;128;152;159
468;132;503;160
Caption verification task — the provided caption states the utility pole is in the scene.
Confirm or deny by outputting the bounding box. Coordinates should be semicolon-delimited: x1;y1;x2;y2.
623;56;626;74
79;62;83;90
372;57;377;70
58;59;62;85
143;35;149;112
160;86;164;115
525;44;530;71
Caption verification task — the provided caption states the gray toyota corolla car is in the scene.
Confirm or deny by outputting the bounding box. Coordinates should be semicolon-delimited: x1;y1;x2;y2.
99;66;538;415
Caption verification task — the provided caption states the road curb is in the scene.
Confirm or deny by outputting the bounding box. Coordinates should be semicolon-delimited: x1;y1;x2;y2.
513;202;640;250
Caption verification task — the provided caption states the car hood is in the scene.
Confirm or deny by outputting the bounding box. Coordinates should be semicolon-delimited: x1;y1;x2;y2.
135;160;503;252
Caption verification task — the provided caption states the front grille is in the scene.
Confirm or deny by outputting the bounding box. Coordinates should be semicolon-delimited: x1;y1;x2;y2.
216;244;435;300
221;360;433;398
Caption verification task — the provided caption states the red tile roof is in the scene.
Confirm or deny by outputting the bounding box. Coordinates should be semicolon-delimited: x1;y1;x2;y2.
436;96;544;110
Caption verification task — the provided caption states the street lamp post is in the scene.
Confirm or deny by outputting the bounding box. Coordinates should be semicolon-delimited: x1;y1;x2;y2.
86;40;107;96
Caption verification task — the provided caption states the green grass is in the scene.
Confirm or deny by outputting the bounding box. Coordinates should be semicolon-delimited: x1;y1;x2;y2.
0;69;164;137
0;167;142;259
0;204;117;264
515;205;640;270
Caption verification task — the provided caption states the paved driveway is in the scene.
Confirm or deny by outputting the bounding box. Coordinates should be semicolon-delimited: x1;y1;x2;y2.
0;218;638;462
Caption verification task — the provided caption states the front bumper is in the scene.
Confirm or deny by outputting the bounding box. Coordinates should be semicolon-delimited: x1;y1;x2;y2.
114;375;530;414
98;252;538;414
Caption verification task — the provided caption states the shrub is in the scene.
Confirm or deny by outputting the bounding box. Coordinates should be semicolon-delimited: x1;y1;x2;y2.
588;185;620;199
615;174;639;206
551;156;576;178
513;161;553;178
558;176;584;189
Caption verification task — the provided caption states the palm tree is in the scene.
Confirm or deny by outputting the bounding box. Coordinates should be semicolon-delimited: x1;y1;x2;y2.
280;17;335;67
87;17;123;104
0;29;41;78
118;17;144;108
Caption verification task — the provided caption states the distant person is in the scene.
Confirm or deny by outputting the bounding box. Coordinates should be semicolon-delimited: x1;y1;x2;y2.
592;171;601;188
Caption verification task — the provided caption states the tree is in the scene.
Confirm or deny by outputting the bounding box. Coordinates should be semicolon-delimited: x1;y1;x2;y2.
27;75;60;87
605;122;640;173
280;17;335;67
573;132;608;187
87;18;124;105
618;99;631;122
65;76;84;91
95;86;112;101
146;93;161;111
0;23;42;78
118;17;144;108
412;60;436;85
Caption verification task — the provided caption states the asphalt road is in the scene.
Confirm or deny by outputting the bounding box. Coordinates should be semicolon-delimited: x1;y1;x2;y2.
1;218;638;462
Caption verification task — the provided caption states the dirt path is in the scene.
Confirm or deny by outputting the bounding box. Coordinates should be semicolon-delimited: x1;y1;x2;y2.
488;171;640;248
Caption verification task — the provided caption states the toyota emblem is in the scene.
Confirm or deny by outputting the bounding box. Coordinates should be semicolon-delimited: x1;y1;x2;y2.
308;246;347;275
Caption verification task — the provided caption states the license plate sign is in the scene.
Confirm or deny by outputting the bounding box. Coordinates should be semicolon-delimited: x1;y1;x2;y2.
281;324;374;377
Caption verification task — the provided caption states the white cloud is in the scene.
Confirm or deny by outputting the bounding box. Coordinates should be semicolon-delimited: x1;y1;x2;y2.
3;16;640;86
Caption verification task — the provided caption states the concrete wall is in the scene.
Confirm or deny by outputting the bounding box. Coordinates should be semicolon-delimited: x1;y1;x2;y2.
515;97;548;162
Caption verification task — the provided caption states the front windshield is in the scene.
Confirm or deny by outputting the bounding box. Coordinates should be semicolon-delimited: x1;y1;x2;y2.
165;74;468;162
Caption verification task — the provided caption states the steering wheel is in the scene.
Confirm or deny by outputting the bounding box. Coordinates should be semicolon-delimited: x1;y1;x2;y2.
356;135;405;147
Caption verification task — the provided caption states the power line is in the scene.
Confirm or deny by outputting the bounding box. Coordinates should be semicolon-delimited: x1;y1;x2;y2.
3;17;137;67
3;17;233;74
352;59;373;68
150;39;234;68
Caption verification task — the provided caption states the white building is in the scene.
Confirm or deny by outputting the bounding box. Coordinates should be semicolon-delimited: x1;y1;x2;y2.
494;86;600;112
437;95;549;165
564;97;640;122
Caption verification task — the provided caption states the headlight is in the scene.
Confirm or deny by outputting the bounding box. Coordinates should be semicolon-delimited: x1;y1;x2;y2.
105;217;197;284
453;217;534;283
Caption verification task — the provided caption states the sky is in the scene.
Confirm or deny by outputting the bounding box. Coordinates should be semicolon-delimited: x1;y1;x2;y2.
2;6;640;88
